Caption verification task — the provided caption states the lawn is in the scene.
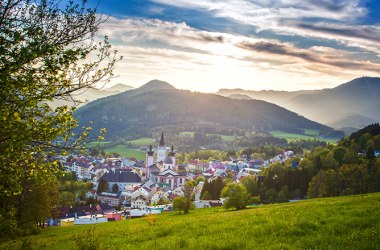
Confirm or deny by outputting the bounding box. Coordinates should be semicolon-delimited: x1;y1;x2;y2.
1;193;379;249
269;130;338;143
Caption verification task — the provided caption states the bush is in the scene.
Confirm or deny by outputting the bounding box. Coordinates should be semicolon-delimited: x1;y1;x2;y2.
221;183;248;209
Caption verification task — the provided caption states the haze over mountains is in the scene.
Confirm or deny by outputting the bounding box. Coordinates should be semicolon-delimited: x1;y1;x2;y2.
49;83;134;109
218;77;380;129
75;80;339;140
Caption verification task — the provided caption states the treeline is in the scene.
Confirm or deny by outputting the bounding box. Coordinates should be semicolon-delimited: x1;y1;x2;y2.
250;124;380;202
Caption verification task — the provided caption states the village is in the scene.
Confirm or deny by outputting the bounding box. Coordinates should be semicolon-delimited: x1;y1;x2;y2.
54;132;296;226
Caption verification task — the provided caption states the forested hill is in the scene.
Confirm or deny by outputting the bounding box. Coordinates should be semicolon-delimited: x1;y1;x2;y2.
75;80;338;139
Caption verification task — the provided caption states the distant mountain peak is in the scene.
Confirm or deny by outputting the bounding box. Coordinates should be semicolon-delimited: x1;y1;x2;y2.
136;79;176;93
334;76;380;90
105;83;134;92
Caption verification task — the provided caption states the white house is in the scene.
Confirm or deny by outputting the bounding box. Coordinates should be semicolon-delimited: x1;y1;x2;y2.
131;197;147;210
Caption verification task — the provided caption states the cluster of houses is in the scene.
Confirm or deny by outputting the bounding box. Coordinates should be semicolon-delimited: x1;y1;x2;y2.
62;132;296;213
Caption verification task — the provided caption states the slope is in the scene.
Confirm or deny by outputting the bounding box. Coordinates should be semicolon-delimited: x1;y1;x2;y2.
75;80;338;139
1;193;379;249
287;77;380;128
217;77;380;129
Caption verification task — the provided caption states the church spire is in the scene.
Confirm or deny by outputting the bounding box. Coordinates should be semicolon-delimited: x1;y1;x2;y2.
159;131;165;147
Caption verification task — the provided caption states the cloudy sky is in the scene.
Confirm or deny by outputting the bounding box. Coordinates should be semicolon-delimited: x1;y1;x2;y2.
87;0;380;92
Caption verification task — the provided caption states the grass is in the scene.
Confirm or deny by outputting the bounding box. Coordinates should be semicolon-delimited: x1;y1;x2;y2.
179;131;238;142
127;137;154;147
179;131;194;137
105;146;145;160
2;193;379;249
269;130;338;143
304;129;319;136
85;141;111;148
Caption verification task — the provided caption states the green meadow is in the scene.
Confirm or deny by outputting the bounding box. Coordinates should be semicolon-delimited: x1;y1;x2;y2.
2;193;379;249
269;130;338;143
127;137;155;146
104;146;146;160
85;141;146;160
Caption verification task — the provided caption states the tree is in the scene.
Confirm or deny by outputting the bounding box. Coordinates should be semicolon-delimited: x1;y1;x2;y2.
307;169;341;198
221;183;248;210
241;175;259;197
173;182;195;214
97;178;109;194
182;181;195;214
200;179;209;198
0;0;118;234
173;197;186;212
201;191;210;200
19;174;60;229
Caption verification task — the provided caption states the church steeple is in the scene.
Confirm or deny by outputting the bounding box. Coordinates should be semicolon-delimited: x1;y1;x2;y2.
157;131;166;163
159;131;165;147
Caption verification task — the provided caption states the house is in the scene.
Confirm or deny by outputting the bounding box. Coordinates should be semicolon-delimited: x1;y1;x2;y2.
131;197;147;210
74;215;108;225
194;200;211;208
172;186;184;197
151;190;169;204
85;190;97;199
100;170;142;193
105;211;123;221
98;192;121;207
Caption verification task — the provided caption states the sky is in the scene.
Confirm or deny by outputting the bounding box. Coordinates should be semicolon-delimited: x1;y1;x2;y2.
85;0;380;92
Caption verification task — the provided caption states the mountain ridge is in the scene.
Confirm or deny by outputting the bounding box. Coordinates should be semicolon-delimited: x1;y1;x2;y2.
217;77;380;128
75;80;340;140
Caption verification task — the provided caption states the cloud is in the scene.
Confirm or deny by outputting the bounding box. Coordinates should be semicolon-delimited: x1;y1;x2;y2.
151;0;379;53
237;40;380;74
97;16;380;92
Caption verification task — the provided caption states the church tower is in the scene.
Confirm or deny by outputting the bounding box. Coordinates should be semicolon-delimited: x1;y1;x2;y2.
157;131;166;163
169;145;176;168
145;145;154;179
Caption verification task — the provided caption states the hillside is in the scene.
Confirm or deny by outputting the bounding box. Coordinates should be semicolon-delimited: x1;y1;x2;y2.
74;80;339;140
287;77;380;128
218;88;319;109
1;193;379;249
217;77;380;129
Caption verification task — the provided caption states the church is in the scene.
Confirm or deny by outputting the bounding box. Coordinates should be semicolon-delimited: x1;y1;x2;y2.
145;132;186;190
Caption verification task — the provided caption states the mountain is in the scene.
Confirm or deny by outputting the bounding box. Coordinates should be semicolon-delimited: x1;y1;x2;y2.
218;89;320;108
75;80;339;140
217;77;380;128
105;83;134;93
49;84;135;109
227;94;253;100
286;77;380;128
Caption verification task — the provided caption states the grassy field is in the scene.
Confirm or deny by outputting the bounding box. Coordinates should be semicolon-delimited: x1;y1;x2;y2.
85;141;111;148
269;130;338;143
127;137;154;146
304;129;319;136
104;146;145;160
179;131;194;137
179;131;238;142
2;193;379;249
86;140;147;160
